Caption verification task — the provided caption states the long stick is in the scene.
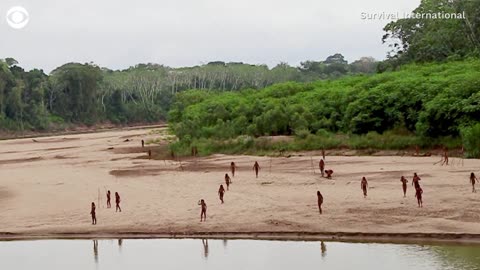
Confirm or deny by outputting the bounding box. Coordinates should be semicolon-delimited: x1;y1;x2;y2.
269;157;272;174
179;158;184;171
103;187;107;208
310;156;315;174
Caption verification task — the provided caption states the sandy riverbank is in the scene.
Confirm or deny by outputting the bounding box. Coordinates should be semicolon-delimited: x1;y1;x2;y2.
1;127;480;242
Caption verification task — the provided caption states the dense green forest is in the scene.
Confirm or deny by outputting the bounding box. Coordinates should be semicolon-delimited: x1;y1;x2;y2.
168;60;480;157
381;0;480;68
1;0;480;156
0;54;376;132
165;0;480;157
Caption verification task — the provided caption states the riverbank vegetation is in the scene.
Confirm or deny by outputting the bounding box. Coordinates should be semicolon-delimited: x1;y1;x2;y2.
167;0;480;157
168;60;480;157
0;54;376;134
2;0;480;156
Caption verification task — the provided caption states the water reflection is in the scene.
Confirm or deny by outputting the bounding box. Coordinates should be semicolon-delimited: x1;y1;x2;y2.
320;241;326;258
201;239;209;259
432;245;480;269
1;239;480;270
118;239;123;252
93;240;98;264
223;239;228;249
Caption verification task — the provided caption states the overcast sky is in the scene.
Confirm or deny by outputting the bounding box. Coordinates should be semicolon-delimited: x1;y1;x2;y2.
0;0;420;73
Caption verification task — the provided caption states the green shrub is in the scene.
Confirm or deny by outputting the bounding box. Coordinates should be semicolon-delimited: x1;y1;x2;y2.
461;123;480;158
295;129;310;139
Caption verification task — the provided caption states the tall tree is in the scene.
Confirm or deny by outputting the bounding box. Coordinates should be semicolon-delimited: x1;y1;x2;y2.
382;0;480;65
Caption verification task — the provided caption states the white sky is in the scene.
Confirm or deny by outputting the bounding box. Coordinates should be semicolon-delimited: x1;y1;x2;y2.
0;0;420;73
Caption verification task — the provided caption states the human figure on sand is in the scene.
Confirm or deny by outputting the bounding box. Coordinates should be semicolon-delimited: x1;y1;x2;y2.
470;172;478;193
253;161;260;178
106;190;111;208
441;147;449;166
115;192;122;212
361;177;368;198
225;173;231;190
415;187;423;207
317;191;323;215
218;185;225;204
141;139;144;148
191;146;198;157
230;162;237;177
319;159;325;177
200;199;207;222
90;202;97;225
325;169;333;179
412;173;421;190
400;176;408;197
459;146;465;166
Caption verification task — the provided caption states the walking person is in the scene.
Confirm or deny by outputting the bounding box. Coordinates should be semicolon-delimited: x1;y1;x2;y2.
90;202;97;225
115;192;122;212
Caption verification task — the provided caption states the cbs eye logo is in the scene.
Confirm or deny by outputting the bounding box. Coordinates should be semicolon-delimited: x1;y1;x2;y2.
6;6;30;29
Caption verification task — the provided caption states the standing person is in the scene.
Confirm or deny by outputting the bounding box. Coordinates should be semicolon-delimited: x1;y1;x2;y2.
460;146;465;166
141;139;145;148
191;146;198;157
225;173;232;190
361;177;368;198
200;199;207;222
400;176;408;197
106;190;111;208
441;147;449;166
317;191;323;215
412;173;421;190
230;162;237;177
253;161;260;178
319;159;325;177
218;185;225;204
115;192;122;212
470;172;478;193
90;202;97;225
415;187;423;207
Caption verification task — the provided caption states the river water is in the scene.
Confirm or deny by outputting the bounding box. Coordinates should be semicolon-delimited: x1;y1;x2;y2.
0;239;479;270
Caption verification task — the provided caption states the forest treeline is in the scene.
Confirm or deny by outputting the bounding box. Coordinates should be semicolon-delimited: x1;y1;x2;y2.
169;60;480;157
1;0;480;156
381;0;480;68
0;54;376;132
165;0;480;156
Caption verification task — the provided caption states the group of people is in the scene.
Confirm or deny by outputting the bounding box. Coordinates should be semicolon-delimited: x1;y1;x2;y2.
397;173;424;207
316;173;416;215
317;170;479;213
201;163;238;221
200;162;240;221
318;159;333;179
90;190;122;225
202;158;480;220
90;150;479;223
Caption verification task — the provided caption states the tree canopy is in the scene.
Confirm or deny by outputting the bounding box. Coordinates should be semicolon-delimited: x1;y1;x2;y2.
0;54;377;132
382;0;480;68
169;60;480;140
